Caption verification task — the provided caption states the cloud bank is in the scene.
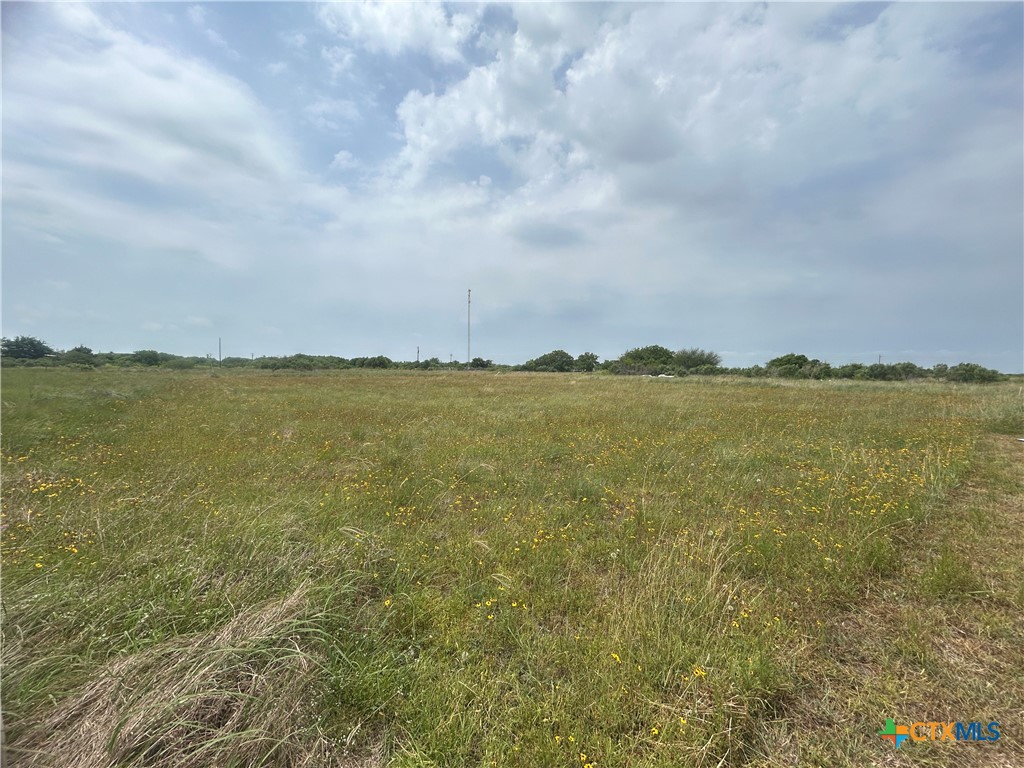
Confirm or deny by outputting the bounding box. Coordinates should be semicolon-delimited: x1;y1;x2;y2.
3;2;1021;370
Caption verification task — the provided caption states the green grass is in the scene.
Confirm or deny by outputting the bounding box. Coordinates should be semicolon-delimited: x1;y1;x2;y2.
2;369;1021;766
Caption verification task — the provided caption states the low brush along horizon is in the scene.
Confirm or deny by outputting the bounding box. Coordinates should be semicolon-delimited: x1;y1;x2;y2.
0;335;1011;381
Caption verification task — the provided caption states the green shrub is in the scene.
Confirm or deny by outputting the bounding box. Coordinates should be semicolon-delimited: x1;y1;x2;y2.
944;363;1003;383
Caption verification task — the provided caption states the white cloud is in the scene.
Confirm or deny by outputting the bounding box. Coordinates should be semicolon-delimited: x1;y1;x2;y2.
204;28;240;60
2;5;337;270
186;5;206;27
282;30;307;49
3;3;1019;370
186;3;240;60
321;45;354;79
330;150;359;171
6;43;291;183
317;2;477;63
386;2;1014;211
304;98;360;132
358;2;1019;363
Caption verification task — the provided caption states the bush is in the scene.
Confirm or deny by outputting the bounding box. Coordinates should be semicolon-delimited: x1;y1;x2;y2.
765;354;831;379
834;363;865;379
766;353;810;370
621;345;674;367
943;363;1003;383
522;350;574;372
133;350;162;366
610;345;676;375
284;355;316;371
63;346;97;366
674;348;721;370
767;363;804;379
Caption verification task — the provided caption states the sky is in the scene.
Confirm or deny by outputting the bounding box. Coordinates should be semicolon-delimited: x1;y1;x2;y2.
2;2;1022;371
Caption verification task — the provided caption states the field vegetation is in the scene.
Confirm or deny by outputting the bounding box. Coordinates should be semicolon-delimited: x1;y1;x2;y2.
1;335;1008;383
1;368;1021;766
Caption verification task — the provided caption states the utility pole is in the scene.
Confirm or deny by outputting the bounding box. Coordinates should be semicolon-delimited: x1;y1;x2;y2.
218;337;222;367
466;289;471;370
416;346;420;364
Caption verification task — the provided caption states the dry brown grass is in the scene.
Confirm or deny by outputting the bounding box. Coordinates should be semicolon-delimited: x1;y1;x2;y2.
8;584;379;768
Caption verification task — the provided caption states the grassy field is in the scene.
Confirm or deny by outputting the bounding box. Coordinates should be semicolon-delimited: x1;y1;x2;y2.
1;368;1021;767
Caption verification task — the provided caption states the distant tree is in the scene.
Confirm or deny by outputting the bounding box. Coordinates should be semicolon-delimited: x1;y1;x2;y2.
470;357;493;369
765;353;814;378
575;352;599;372
944;363;1002;383
612;345;675;375
805;360;833;380
621;345;675;367
862;363;893;380
133;349;162;366
674;347;721;370
62;345;96;366
888;362;927;380
523;350;575;372
287;354;316;370
1;336;55;359
766;353;810;369
834;363;866;379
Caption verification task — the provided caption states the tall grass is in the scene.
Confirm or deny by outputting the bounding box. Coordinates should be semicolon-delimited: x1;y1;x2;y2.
1;369;1017;766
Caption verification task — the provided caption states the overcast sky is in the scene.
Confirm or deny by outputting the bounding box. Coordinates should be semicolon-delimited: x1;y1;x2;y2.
3;2;1022;370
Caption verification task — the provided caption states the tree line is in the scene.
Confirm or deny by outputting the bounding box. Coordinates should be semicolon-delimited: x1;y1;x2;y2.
0;336;1007;383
